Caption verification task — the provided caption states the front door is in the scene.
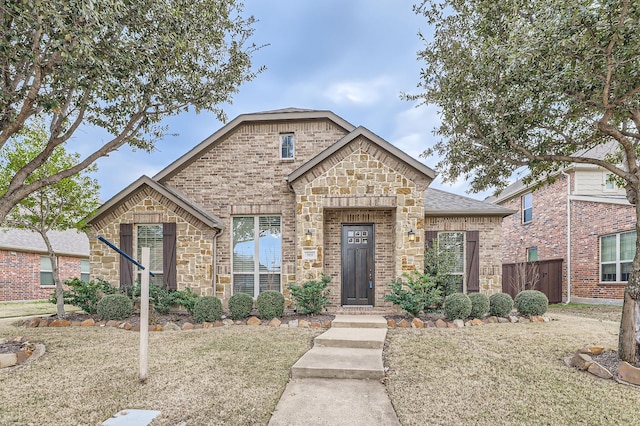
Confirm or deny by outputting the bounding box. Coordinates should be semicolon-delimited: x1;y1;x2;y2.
341;224;374;305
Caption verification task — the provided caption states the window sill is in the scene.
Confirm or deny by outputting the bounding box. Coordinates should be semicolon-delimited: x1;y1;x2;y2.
280;158;295;163
598;281;627;286
40;285;55;288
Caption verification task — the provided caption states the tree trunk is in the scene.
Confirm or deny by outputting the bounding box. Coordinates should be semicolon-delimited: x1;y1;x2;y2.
619;197;640;363
40;231;65;319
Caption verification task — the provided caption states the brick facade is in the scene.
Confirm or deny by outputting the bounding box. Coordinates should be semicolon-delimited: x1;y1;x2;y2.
0;250;84;301
498;172;636;303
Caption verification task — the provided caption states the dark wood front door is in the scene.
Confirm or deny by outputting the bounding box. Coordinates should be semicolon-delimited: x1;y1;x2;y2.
341;224;374;305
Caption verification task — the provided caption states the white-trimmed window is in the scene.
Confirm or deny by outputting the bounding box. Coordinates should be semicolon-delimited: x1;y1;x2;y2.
522;193;533;224
600;231;636;282
438;231;465;292
527;247;538;262
136;224;163;286
40;256;54;286
232;216;282;297
80;259;90;282
281;134;294;159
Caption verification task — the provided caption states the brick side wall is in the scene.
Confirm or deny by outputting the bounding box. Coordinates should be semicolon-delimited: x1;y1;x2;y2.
570;200;634;300
424;216;504;295
498;172;636;301
0;250;85;301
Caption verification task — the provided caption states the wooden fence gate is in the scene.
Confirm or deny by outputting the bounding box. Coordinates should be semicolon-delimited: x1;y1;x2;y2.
502;258;563;304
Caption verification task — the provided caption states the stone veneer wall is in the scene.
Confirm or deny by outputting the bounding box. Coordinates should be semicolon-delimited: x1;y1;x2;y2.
89;187;217;297
323;209;396;308
163;120;349;303
291;138;429;307
425;216;504;295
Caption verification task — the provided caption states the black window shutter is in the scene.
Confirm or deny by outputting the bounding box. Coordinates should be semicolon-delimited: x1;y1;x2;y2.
466;230;480;292
120;224;134;288
425;231;438;248
163;223;177;291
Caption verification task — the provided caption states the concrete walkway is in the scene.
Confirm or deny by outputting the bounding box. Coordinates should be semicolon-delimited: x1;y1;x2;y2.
268;315;401;426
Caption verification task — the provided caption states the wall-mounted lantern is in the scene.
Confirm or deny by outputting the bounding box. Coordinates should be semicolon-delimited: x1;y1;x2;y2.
305;229;313;242
408;229;416;242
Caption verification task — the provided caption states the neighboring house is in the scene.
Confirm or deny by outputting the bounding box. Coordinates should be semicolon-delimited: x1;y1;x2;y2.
0;228;89;301
86;108;513;312
490;147;635;305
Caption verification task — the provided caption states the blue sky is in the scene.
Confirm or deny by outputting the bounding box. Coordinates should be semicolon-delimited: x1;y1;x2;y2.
77;0;491;202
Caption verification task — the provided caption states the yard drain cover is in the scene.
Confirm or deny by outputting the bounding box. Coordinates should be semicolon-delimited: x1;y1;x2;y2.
102;409;160;426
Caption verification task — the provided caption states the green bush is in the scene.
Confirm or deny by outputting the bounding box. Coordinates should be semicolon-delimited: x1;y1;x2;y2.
443;293;472;320
97;294;133;320
384;271;442;317
131;282;171;314
288;274;332;315
51;277;121;314
193;296;223;323
228;293;254;320
169;288;199;315
257;291;285;320
515;290;548;316
468;293;490;318
489;293;514;317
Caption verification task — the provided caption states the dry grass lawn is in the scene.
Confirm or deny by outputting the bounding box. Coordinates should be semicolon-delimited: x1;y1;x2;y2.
385;311;634;426
0;301;80;319
0;321;320;425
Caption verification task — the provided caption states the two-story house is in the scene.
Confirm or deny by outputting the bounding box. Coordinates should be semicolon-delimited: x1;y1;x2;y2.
86;108;513;312
491;147;635;305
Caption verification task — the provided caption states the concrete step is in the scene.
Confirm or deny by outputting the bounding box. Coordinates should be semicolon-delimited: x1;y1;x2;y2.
291;347;384;380
331;315;387;329
314;327;387;349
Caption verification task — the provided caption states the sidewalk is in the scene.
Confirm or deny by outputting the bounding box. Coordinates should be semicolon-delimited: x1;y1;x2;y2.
268;315;401;426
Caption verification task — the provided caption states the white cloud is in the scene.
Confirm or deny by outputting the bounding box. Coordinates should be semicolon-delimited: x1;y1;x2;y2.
325;77;392;105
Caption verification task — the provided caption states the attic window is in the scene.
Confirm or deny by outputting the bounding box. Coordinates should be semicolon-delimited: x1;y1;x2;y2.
281;134;294;159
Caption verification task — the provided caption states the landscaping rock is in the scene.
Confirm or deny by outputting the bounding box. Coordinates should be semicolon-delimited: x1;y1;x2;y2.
323;320;332;328
310;321;322;328
426;321;435;327
518;317;530;324
27;318;40;328
247;316;261;326
299;320;310;328
435;319;447;328
182;323;194;330
222;319;234;326
132;325;141;332
122;322;132;330
588;362;613;379
453;319;465;328
0;338;6;345
486;316;498;324
288;319;299;328
572;353;593;371
81;318;95;327
0;353;18;368
71;321;82;326
269;318;282;327
588;345;605;355
618;362;640;385
447;322;457;329
412;318;425;328
387;319;396;328
530;316;544;322
163;322;180;331
398;319;411;328
498;317;509;324
470;319;483;326
38;319;51;327
15;350;29;364
106;320;119;327
508;316;519;323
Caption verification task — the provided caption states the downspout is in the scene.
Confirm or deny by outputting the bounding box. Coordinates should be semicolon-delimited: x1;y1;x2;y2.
561;170;571;304
212;228;223;299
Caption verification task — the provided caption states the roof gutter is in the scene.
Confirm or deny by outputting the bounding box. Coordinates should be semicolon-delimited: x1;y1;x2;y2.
561;170;571;304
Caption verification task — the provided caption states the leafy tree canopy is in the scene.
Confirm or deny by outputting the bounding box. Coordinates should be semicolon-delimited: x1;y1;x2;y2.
0;0;261;220
411;0;640;198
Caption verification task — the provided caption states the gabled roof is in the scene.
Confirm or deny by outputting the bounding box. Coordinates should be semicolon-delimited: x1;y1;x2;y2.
425;188;515;217
87;175;223;229
0;228;88;257
287;126;436;183
155;108;356;182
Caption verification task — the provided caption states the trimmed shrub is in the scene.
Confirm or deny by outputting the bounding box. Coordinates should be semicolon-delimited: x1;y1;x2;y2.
515;290;548;316
51;277;121;314
384;271;442;317
228;293;254;320
468;293;490;318
256;291;285;320
97;294;133;320
288;274;332;315
443;293;472;321
193;296;223;323
169;288;199;315
131;282;171;314
489;292;514;317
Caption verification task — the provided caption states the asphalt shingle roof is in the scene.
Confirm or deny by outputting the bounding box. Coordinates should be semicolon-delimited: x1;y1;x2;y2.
0;228;89;257
425;188;515;216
